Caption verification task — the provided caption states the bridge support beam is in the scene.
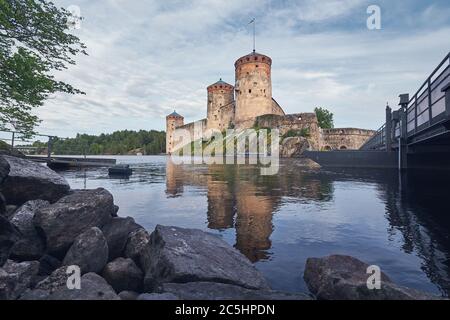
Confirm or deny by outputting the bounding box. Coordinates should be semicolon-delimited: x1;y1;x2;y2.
399;94;410;170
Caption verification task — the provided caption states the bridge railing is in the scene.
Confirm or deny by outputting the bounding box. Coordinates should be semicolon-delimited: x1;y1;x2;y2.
405;52;450;137
360;52;450;151
360;124;386;150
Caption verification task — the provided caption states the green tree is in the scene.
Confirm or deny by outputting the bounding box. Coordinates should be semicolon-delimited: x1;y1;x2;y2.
314;107;334;129
0;0;87;135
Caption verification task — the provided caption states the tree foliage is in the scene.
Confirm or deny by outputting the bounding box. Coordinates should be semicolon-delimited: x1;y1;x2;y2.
0;0;87;135
30;130;166;155
314;107;334;129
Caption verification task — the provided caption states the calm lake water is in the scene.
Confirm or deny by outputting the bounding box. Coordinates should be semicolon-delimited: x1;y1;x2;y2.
56;155;450;297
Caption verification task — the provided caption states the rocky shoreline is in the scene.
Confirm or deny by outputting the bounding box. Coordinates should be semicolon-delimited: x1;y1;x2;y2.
0;154;443;300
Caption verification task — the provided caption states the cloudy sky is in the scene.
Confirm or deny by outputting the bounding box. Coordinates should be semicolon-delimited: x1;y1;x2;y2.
36;0;450;137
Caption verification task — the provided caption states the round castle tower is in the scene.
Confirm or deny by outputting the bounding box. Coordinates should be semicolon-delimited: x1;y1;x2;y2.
166;110;184;154
207;79;234;131
234;51;273;129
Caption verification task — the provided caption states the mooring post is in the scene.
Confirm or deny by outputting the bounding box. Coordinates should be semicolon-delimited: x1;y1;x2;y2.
398;94;410;170
47;136;53;159
385;104;392;151
11;131;15;148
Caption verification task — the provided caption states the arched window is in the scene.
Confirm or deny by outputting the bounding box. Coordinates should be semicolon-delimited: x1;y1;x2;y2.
340;146;347;150
324;146;332;151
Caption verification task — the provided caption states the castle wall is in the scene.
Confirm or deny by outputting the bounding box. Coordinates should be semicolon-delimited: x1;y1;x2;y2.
175;118;207;142
321;128;376;150
255;113;321;150
234;53;273;129
271;98;286;116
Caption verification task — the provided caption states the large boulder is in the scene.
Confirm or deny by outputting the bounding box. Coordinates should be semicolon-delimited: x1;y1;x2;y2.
159;282;311;300
0;193;6;218
101;217;141;261
0;155;10;185
144;225;269;291
0;156;70;205
102;257;143;293
33;188;114;257
62;227;108;274
304;255;441;300
280;137;311;158
47;273;120;300
0;260;40;300
0;215;20;267
0;141;26;159
38;254;61;276
124;228;151;269
33;266;71;296
9;200;49;261
138;293;179;300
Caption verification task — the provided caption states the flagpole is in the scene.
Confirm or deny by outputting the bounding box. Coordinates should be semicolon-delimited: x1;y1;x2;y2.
253;19;256;52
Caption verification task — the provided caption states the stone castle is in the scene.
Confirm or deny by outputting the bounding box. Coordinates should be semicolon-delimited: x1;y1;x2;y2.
166;51;375;155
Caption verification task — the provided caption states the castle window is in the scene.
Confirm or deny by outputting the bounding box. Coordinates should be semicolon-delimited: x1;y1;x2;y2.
254;57;258;61
256;65;258;68
249;89;252;94
246;58;250;61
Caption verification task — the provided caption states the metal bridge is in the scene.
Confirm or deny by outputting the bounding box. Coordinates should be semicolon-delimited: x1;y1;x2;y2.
361;52;450;152
305;52;450;170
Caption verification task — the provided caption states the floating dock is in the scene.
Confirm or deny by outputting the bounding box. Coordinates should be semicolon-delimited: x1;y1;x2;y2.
26;156;116;168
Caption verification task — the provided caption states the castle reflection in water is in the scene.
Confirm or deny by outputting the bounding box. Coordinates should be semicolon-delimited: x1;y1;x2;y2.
165;158;333;262
165;157;450;295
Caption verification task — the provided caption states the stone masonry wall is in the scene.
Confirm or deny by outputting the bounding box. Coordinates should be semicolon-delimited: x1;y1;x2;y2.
321;128;376;150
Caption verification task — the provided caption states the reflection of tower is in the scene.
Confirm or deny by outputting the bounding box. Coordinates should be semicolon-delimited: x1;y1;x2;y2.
206;177;236;229
207;79;234;132
165;157;183;197
234;182;275;262
166;111;184;154
234;52;273;129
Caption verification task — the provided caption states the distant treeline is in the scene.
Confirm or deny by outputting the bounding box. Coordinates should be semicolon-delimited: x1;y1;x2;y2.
31;130;166;155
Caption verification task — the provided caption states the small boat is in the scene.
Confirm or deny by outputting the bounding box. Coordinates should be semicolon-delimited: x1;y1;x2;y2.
108;164;133;176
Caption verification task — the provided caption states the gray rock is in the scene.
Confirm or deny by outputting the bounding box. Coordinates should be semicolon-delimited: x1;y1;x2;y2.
0;143;26;159
5;205;18;219
118;290;139;300
0;156;10;185
0;260;40;300
160;282;312;300
48;273;120;300
19;288;49;300
0;156;70;205
102;217;141;261
34;188;114;257
144;225;269;291
124;228;151;268
9;200;49;261
102;257;143;293
0;215;20;267
62;227;108;274
34;266;70;296
38;254;61;276
112;205;119;217
137;292;179;300
0;193;5;217
304;255;442;300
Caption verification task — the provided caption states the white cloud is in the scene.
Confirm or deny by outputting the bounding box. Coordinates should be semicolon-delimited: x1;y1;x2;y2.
35;0;450;137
